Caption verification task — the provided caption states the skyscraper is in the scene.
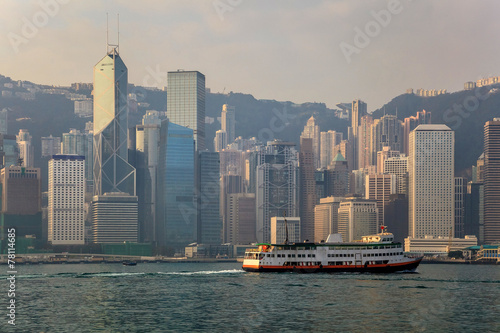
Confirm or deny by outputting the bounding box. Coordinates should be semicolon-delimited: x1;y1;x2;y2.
299;138;316;242
409;124;454;238
383;155;409;195
156;120;196;249
365;173;396;227
454;177;467;239
320;130;342;169
403;110;431;156
351;100;367;139
214;130;227;152
93;46;136;196
221;104;235;145
167;70;206;151
256;141;299;243
326;152;349;197
300;116;321;168
135;123;160;243
62;129;93;191
16;129;34;167
483;118;500;244
351;99;367;170
370;115;403;164
226;193;256;244
358;114;374;169
48;155;85;245
198;151;221;245
338;197;378;242
41;135;61;158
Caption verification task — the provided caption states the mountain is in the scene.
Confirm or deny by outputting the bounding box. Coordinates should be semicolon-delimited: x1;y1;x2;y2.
1;73;499;184
372;85;500;177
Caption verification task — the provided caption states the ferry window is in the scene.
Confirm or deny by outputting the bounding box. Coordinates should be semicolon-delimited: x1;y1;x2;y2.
312;254;316;258
287;254;291;258
292;254;296;258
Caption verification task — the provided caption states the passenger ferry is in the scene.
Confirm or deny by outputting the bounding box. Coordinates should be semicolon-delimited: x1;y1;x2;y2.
242;228;422;273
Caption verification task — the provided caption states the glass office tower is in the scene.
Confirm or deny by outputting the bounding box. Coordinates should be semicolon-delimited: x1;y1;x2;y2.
167;71;205;151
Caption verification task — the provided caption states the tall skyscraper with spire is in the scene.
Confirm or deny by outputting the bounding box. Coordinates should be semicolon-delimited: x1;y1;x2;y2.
93;44;136;196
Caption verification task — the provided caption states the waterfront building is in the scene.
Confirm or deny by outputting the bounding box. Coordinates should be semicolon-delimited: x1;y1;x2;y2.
409;124;454;238
48;155;85;245
465;182;483;243
167;70;206;151
91;192;138;243
404;235;478;254
221;174;243;243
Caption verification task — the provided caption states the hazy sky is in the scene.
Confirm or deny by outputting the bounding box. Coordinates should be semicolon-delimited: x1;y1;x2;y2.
1;0;499;111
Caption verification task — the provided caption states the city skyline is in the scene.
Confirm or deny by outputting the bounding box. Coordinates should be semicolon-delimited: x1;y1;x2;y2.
0;1;499;111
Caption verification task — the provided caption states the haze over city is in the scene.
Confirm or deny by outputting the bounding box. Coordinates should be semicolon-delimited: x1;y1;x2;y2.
1;0;500;110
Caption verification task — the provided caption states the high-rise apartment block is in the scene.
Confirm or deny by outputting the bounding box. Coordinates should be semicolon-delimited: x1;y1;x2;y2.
48;155;85;245
167;70;206;151
409;124;454;238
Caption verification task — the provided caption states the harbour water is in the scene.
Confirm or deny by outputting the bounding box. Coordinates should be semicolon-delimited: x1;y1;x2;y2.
1;263;499;332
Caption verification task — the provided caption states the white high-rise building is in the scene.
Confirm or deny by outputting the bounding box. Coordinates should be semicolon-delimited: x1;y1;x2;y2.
409;124;454;238
48;155;85;245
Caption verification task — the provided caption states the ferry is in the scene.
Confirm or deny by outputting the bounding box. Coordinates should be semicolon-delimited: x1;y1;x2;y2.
242;228;422;273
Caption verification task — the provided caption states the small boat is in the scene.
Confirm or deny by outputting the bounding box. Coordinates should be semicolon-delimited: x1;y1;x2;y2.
122;261;137;266
242;226;422;273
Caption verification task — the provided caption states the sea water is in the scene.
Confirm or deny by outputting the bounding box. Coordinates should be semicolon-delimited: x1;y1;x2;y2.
1;263;498;332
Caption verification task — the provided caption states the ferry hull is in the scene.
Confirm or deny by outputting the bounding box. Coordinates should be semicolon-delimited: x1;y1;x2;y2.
243;258;422;274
